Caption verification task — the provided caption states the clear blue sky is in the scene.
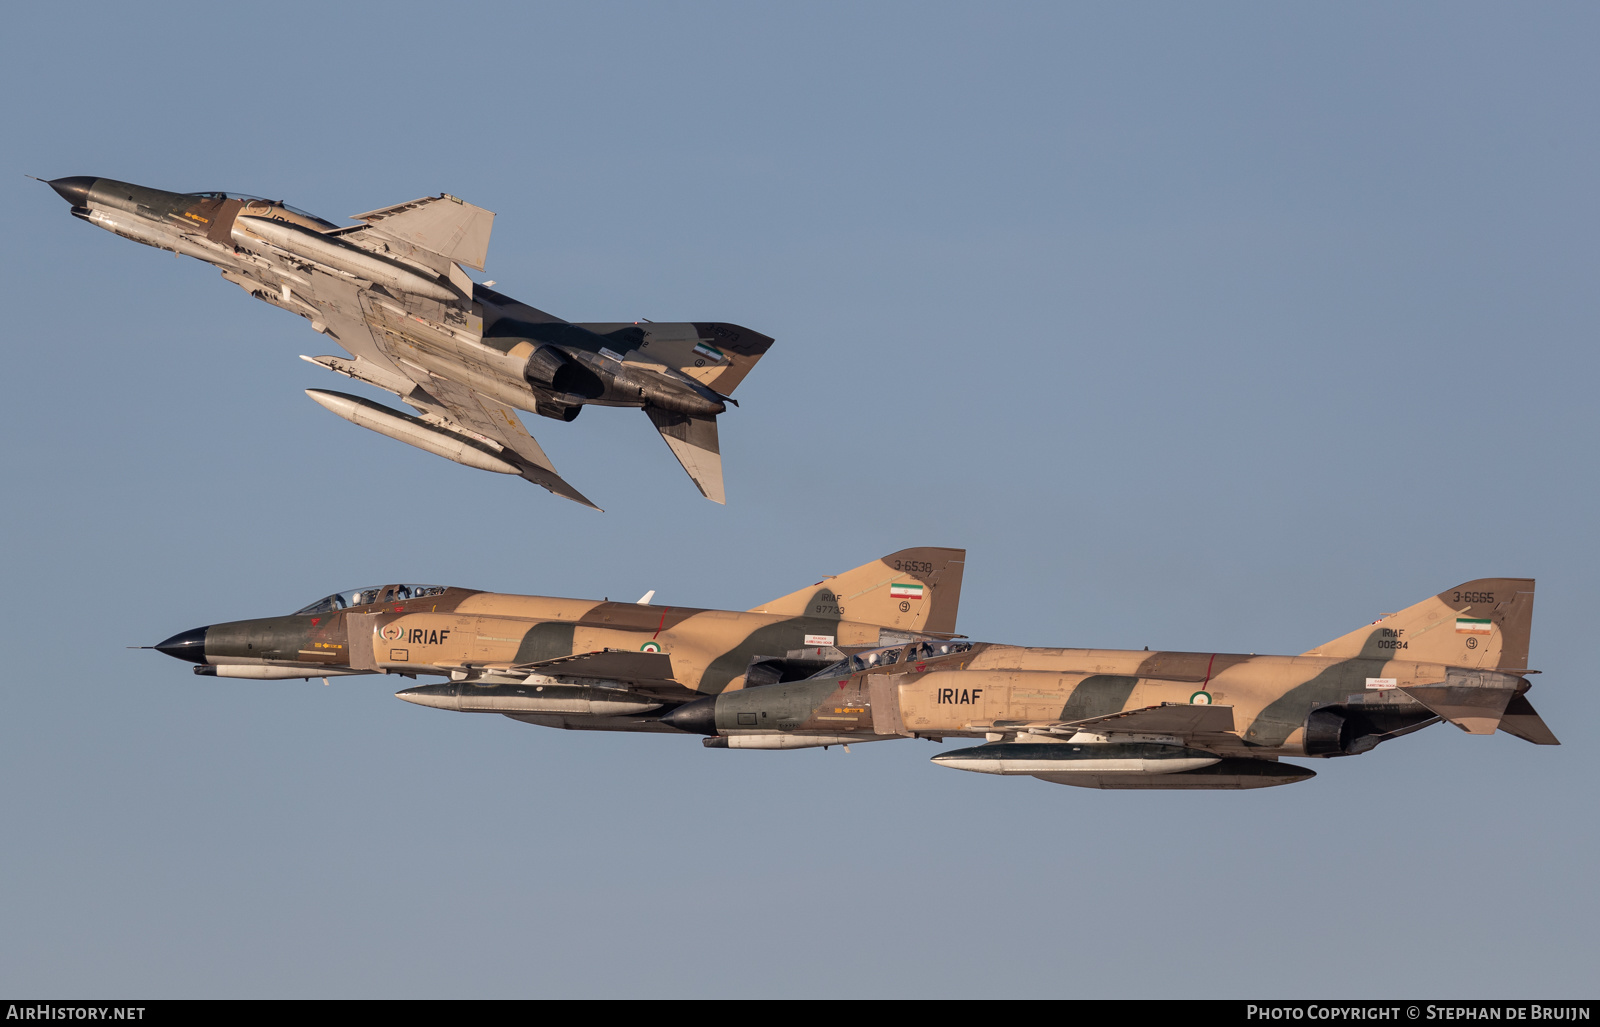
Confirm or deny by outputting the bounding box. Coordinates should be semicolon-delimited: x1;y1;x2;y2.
2;0;1595;997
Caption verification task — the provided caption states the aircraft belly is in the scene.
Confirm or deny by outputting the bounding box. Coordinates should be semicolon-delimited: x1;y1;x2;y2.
373;335;536;413
302;278;406;377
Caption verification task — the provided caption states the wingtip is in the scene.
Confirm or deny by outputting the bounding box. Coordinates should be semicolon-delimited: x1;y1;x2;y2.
562;485;603;512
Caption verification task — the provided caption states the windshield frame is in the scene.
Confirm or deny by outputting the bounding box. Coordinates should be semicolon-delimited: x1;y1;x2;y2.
293;584;448;616
805;639;972;680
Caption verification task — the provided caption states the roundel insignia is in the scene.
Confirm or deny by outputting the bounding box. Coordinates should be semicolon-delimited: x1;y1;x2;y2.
379;624;403;642
1190;690;1213;705
639;641;662;653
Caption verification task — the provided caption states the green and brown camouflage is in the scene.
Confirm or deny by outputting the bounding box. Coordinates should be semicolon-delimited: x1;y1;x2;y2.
151;548;967;732
659;576;1558;789
40;176;774;508
153;559;1555;789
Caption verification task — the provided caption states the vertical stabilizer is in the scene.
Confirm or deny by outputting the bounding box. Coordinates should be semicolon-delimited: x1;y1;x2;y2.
749;548;966;636
1303;578;1535;671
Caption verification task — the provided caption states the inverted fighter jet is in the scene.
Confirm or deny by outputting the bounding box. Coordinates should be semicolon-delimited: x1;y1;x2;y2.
40;176;775;508
151;564;1557;789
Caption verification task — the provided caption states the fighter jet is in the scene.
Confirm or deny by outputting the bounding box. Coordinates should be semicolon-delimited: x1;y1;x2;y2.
149;556;1556;788
661;576;1559;787
39;176;774;508
147;548;968;731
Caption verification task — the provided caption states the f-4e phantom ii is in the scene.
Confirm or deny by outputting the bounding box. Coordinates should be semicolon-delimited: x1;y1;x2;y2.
658;575;1557;788
149;547;969;718
151;555;1557;790
40;176;774;509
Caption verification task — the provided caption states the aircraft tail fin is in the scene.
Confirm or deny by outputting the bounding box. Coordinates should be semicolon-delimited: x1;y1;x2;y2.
573;322;775;397
748;548;966;636
646;408;724;504
677;322;774;396
1302;578;1535;671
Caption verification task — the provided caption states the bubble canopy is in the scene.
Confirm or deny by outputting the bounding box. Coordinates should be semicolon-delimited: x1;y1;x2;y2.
294;584;447;616
186;192;338;228
806;639;972;679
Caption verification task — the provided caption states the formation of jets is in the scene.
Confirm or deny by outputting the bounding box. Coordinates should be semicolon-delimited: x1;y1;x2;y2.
44;174;1558;790
148;551;1557;789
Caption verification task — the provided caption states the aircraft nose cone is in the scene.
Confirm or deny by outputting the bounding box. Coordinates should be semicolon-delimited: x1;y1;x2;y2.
47;176;97;206
659;696;717;735
153;626;209;664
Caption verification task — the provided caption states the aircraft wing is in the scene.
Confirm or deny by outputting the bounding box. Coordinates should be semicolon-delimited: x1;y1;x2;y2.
1061;702;1237;736
268;273;597;508
348;193;495;272
517;649;674;680
513;649;699;700
988;703;1238;741
212;196;602;508
412;373;599;510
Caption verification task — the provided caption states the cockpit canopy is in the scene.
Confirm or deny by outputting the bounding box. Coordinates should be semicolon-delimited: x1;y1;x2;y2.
806;639;972;679
294;584;448;616
187;192;339;228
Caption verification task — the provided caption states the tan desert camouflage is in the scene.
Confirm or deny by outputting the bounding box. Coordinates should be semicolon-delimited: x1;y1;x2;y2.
150;548;966;731
152;557;1555;788
664;575;1557;787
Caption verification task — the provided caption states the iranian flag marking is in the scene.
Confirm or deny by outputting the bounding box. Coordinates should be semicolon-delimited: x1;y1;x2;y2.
1455;618;1493;634
889;582;924;600
693;341;725;362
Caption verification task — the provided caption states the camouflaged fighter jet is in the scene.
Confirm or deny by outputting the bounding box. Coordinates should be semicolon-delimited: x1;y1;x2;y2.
147;548;968;732
39;176;774;509
655;577;1558;788
148;562;1556;789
